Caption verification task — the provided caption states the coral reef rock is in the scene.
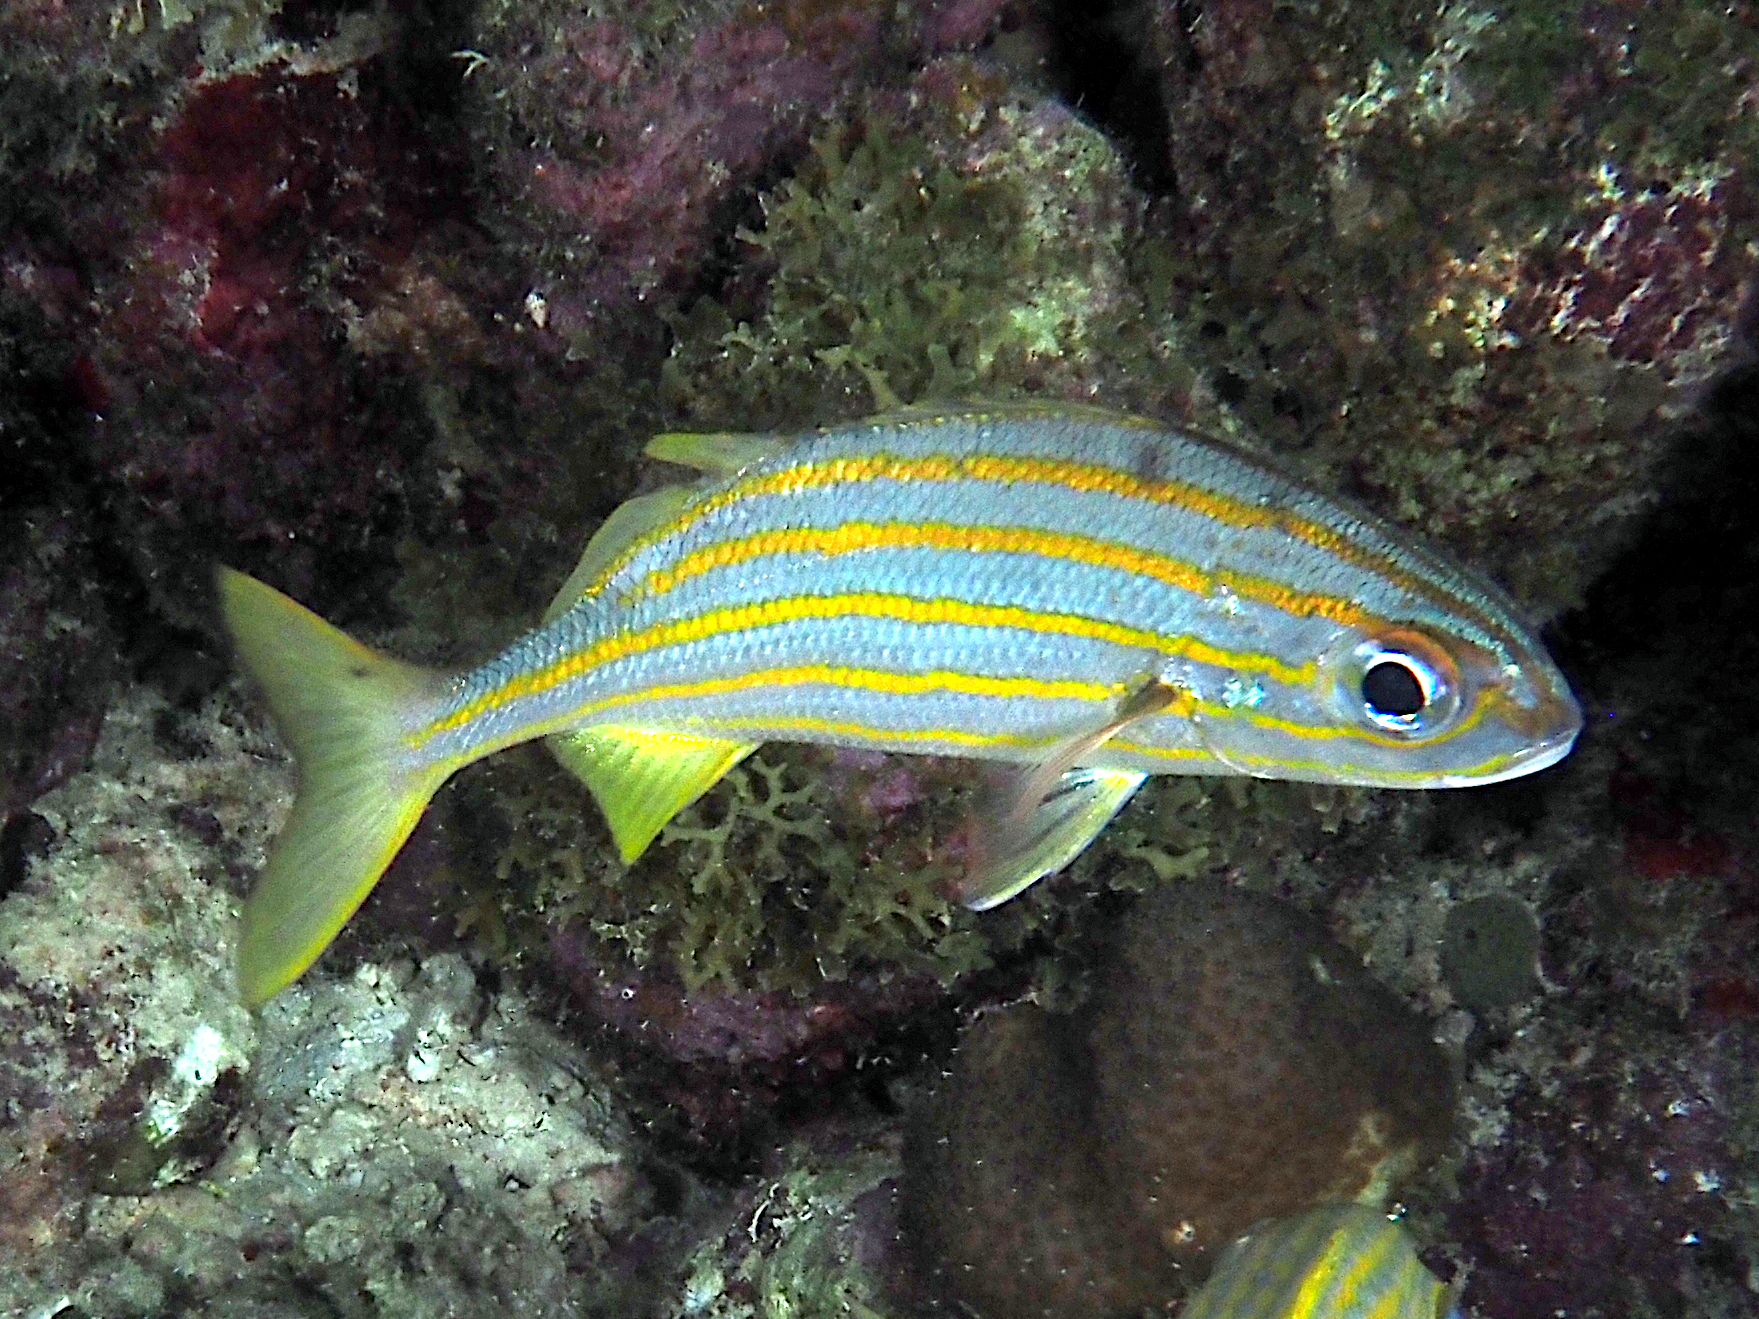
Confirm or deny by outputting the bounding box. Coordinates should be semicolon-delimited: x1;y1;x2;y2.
902;879;1456;1318
1132;0;1759;615
1;684;647;1317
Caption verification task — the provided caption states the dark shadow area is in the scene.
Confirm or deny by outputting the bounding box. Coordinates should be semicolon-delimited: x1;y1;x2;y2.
1036;0;1179;193
1555;355;1759;822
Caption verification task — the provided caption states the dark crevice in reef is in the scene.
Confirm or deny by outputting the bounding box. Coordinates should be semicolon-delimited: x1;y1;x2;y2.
0;346;86;520
1036;0;1178;194
266;0;380;46
1554;353;1759;823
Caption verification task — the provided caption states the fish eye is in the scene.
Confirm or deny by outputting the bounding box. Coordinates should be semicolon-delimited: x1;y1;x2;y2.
1362;658;1425;719
1346;632;1462;738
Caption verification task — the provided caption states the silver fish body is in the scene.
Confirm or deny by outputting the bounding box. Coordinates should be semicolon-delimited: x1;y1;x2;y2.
423;407;1578;785
219;406;1581;1002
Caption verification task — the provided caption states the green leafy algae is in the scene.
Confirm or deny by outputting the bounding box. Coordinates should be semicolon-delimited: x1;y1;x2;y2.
470;732;1221;997
482;746;988;993
663;62;1200;428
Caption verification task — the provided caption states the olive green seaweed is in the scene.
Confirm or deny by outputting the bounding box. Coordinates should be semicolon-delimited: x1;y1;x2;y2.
662;77;1200;430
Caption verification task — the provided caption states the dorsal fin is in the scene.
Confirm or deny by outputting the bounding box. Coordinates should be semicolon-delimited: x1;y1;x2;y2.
852;399;1168;432
544;484;697;623
645;430;790;478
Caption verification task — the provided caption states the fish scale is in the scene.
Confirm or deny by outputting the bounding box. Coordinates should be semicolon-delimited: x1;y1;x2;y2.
616;415;1507;641
218;405;1581;1004
1180;1203;1456;1319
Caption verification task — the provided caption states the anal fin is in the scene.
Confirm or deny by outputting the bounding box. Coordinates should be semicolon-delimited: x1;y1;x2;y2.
547;727;757;863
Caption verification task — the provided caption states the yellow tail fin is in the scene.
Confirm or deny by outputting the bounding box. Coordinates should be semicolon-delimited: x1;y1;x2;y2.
217;568;453;1007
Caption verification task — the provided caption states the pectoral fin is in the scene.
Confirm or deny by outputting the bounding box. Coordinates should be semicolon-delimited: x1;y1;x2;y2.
547;727;757;862
955;767;1147;910
954;679;1187;910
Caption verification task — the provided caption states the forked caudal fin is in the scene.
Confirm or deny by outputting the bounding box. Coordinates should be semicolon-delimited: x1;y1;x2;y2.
217;568;453;1007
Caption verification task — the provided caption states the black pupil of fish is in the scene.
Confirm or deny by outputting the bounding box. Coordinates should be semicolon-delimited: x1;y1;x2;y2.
1362;660;1426;717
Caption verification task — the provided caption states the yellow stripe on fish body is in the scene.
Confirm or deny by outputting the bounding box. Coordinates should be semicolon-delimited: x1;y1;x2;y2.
1180;1204;1455;1319
219;405;1582;1003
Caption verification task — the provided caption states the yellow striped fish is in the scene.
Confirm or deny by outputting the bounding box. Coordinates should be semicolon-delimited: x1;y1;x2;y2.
1181;1203;1456;1319
219;405;1580;1004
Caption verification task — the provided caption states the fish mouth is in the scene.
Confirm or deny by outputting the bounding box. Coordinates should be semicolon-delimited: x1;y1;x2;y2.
1513;719;1581;776
1444;706;1581;787
1481;662;1585;781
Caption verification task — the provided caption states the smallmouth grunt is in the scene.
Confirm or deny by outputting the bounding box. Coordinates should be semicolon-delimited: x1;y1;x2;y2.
1181;1203;1457;1319
219;404;1581;1004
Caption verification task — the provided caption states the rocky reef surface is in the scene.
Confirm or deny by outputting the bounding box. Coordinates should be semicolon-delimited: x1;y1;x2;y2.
3;1;1758;1316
